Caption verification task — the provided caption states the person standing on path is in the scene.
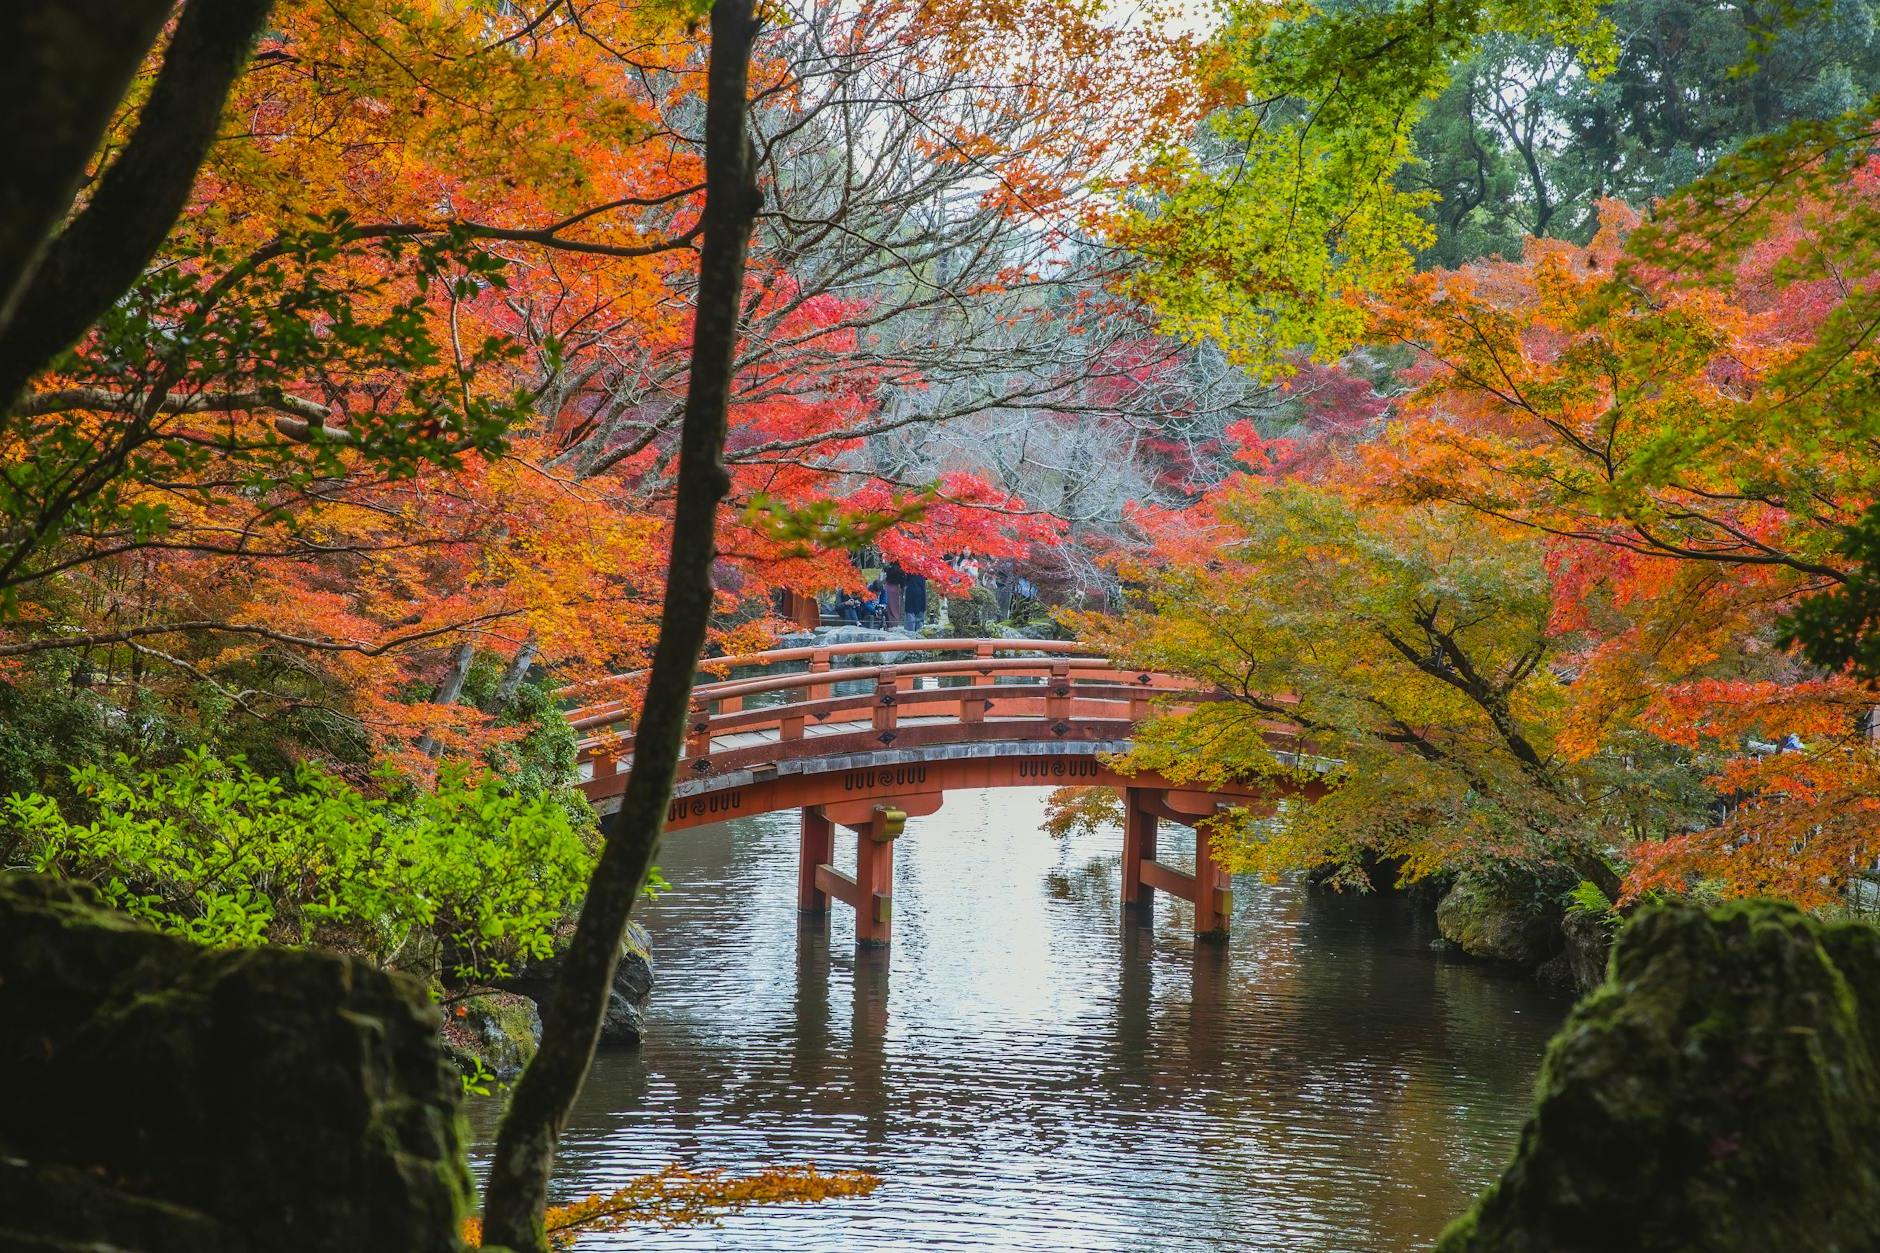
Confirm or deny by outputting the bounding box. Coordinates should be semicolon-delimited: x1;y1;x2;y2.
884;562;907;628
904;571;928;633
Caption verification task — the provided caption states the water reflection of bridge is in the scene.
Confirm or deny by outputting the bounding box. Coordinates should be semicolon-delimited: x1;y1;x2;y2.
569;639;1328;946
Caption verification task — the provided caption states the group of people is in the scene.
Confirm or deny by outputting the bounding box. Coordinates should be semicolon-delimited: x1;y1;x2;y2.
836;562;930;630
829;553;1041;634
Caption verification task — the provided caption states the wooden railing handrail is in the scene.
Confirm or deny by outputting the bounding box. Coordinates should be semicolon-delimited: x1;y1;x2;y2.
573;666;1204;747
564;636;1320;802
566;647;1159;733
557;637;1095;702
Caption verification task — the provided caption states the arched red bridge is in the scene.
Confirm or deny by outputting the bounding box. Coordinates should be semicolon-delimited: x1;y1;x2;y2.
567;639;1327;947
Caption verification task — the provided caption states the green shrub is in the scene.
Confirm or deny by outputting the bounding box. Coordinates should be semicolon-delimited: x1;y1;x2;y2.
0;659;116;804
1564;878;1621;932
946;586;1001;635
7;749;593;985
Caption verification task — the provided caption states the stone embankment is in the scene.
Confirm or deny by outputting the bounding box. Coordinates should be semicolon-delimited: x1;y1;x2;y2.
452;923;656;1079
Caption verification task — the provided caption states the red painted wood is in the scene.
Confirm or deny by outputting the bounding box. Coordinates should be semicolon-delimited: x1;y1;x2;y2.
799;807;834;913
1139;858;1198;903
658;684;1188;742
1193;819;1231;938
818;794;943;827
872;671;898;736
561;637;1097;701
1122;787;1157;915
854;811;897;947
567;655;1200;731
1046;660;1072;725
557;638;1321;948
644;757;1322;833
814;863;863;910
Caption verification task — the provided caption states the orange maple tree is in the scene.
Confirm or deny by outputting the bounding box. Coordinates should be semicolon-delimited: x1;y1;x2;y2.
1361;165;1880;905
3;0;1197;782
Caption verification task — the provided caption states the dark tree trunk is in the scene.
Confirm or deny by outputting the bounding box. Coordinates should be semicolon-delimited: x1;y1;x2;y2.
486;639;539;711
477;1;763;1246
0;0;276;410
0;1;173;337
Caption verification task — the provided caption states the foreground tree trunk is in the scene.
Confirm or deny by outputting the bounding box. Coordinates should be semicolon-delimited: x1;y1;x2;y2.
0;1;171;335
0;0;277;409
477;2;763;1247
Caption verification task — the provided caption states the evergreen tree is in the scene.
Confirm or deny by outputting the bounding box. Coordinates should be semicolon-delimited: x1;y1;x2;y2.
1412;0;1880;261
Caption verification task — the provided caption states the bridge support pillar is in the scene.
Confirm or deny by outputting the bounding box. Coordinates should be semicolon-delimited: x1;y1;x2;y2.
1193;819;1230;940
1124;787;1233;940
1121;787;1157;917
851;810;898;947
798;807;834;915
807;795;940;948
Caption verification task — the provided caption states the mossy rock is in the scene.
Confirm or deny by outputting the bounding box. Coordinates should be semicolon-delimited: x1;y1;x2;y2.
1436;875;1562;967
444;990;542;1079
501;921;653;1047
1439;900;1880;1253
1535;907;1614;994
946;586;1000;635
0;872;471;1252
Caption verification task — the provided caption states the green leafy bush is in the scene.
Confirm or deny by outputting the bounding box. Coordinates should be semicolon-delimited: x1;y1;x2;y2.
946;586;1000;635
1564;878;1621;932
7;749;594;984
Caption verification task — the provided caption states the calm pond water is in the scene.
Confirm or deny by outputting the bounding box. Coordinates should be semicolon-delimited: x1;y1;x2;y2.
468;788;1568;1251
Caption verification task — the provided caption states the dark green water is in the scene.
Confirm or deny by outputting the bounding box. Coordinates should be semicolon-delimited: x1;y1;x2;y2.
468;788;1567;1250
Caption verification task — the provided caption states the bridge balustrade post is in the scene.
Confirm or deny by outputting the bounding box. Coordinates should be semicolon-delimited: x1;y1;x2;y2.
1122;787;1157;918
798;807;834;915
686;695;712;759
1045;661;1073;726
872;670;899;737
584;744;617;782
807;650;831;703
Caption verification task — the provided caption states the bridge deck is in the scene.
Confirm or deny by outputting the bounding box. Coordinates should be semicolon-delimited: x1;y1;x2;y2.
560;637;1325;946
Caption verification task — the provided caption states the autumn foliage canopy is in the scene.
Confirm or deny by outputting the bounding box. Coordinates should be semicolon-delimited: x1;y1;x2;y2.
1100;115;1880;907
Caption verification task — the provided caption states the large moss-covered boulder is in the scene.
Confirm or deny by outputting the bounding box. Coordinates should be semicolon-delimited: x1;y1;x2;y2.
503;921;654;1047
1437;875;1562;967
607;920;656;1042
1535;907;1615;994
1439;900;1880;1253
0;872;471;1252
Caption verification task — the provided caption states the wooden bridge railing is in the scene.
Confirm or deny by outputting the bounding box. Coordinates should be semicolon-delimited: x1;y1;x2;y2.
565;638;1216;783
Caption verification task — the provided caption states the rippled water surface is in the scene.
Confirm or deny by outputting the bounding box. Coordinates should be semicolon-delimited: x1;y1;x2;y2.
469;789;1567;1251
